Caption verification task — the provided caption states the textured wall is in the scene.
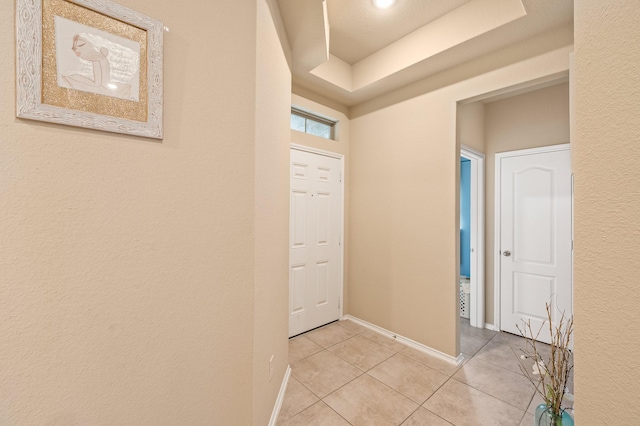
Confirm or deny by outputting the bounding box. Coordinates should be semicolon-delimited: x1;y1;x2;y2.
573;0;640;422
253;0;291;423
348;46;572;357
457;101;485;153
0;0;288;423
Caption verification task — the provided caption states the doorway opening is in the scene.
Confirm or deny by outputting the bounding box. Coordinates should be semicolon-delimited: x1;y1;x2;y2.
457;76;570;339
460;146;485;329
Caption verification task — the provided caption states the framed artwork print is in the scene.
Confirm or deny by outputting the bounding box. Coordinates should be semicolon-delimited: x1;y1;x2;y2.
16;0;164;139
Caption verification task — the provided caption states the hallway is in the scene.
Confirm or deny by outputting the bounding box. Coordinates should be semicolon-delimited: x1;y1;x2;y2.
277;319;550;425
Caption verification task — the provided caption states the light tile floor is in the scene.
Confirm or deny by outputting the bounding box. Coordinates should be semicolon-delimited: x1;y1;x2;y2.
277;318;562;426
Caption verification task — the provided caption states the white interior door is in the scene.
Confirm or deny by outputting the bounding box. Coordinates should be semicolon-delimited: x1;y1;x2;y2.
498;146;572;343
289;148;342;337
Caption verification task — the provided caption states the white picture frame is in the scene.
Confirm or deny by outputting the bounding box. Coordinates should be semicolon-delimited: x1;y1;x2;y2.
16;0;164;139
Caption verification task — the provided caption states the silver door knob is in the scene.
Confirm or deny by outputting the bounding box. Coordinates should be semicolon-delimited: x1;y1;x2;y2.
503;250;511;257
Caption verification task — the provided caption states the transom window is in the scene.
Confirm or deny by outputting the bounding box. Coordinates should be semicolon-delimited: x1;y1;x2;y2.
290;107;337;140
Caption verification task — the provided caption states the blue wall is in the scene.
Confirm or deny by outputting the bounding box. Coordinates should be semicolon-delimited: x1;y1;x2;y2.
460;159;471;277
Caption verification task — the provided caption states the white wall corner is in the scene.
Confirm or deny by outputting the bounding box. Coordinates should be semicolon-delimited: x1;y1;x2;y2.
342;315;463;366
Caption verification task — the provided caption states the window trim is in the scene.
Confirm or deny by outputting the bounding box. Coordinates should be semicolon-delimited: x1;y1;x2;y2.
291;107;337;140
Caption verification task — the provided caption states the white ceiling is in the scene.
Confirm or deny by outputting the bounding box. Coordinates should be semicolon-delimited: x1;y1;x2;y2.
277;0;574;109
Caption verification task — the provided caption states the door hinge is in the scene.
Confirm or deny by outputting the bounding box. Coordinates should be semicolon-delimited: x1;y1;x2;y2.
339;234;342;246
339;171;342;183
338;298;341;309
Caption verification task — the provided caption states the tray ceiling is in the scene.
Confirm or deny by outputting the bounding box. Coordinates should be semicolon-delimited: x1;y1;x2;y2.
277;0;573;108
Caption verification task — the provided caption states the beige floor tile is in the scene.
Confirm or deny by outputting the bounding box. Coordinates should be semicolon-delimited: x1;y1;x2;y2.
453;358;536;410
276;377;319;422
360;329;408;352
474;339;527;376
280;321;553;425
503;334;552;359
424;379;525;426
324;374;419;425
304;322;357;348
368;353;450;404
527;392;545;414
401;407;453;426
336;319;368;334
460;330;491;356
401;346;463;376
460;319;498;340
514;340;572;395
289;335;323;364
277;401;350;426
291;350;362;398
504;337;560;387
520;411;534;426
491;331;528;346
327;334;396;371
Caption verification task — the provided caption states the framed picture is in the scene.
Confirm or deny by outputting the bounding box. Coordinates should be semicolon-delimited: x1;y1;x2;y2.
16;0;164;139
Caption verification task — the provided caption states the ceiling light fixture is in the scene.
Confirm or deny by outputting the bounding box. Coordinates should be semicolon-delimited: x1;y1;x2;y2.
373;0;395;10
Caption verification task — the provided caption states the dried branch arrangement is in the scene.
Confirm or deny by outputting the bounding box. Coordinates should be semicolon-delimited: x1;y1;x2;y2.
516;303;574;417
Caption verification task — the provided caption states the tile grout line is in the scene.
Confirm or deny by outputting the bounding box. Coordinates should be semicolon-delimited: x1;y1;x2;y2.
285;320;534;425
419;331;532;423
314;325;427;425
323;400;353;426
461;339;540;412
333;329;461;424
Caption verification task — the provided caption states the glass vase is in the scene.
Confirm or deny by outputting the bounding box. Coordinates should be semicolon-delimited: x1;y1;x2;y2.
534;404;574;426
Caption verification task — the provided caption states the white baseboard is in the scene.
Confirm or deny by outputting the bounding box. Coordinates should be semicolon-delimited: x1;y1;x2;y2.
268;365;291;426
342;315;464;366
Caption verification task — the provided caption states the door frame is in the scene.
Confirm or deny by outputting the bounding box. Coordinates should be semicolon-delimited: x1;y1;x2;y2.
460;145;485;329
493;143;571;330
290;143;345;321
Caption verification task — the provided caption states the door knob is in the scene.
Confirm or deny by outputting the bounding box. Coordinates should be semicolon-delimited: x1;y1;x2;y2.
503;250;511;257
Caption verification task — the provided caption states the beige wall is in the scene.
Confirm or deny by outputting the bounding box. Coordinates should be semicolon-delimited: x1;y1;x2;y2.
574;0;640;422
253;0;291;423
290;94;351;312
349;46;571;357
483;82;570;325
0;0;290;423
457;102;486;154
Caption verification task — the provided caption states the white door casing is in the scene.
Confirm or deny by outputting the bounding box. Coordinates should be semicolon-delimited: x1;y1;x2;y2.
497;145;572;344
289;147;343;337
461;146;485;329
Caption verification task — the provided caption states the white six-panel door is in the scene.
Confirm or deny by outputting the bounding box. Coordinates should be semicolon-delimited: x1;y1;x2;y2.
498;146;572;344
289;148;342;337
